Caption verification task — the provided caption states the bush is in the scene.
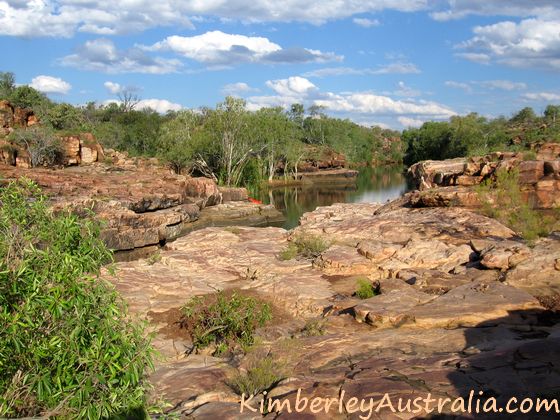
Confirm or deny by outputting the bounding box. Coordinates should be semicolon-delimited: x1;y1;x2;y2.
0;179;154;418
229;355;283;397
9;126;63;167
279;233;329;260
180;291;272;356
476;169;556;243
355;278;378;299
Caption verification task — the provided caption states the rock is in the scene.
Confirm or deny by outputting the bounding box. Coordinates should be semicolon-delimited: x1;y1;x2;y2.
517;160;544;184
80;146;97;164
61;136;81;165
407;157;466;190
479;240;531;271
219;187;249;202
537;143;560;160
184;177;222;208
544;160;560;176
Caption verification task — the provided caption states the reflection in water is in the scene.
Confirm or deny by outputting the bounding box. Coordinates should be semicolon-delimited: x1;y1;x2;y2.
257;166;411;229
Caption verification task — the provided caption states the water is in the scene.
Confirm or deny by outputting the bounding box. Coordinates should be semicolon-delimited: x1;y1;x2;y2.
256;166;411;229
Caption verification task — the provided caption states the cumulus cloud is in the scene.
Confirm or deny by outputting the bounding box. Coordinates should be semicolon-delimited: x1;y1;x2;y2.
143;31;342;65
59;39;182;74
455;17;560;70
353;17;380;28
104;81;123;94
221;82;258;96
246;76;455;121
398;116;425;127
302;62;420;78
105;98;182;113
29;75;71;94
522;92;560;102
444;81;472;93
0;1;429;38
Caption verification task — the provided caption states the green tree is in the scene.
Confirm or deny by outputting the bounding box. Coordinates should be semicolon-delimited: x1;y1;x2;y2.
0;179;154;418
0;72;15;99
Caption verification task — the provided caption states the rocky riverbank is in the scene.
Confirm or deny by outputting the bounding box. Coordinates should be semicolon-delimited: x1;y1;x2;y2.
105;197;560;418
0;162;283;259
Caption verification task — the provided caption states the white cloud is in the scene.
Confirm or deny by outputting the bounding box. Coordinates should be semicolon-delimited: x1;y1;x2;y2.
59;38;182;74
0;1;430;38
456;17;560;70
473;80;527;91
105;98;182;113
393;81;421;97
445;79;527;93
246;76;455;121
522;92;560;102
353;17;380;28
221;82;259;96
104;81;123;94
29;75;71;94
144;31;342;65
444;81;472;93
398;116;425;127
432;0;560;21
302;62;420;78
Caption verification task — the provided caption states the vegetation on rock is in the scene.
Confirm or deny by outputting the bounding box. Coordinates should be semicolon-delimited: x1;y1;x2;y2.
280;233;330;260
476;169;557;243
355;278;378;299
0;179;154;418
180;291;272;356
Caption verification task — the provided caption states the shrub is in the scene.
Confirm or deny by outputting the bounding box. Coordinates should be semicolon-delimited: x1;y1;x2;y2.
299;318;327;337
476;169;556;244
229;355;284;397
279;233;329;260
355;278;378;299
180;291;272;356
8;126;63;167
0;179;154;418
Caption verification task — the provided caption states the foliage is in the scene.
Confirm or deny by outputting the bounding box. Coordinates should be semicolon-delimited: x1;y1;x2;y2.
9;126;63;167
280;234;329;260
180;291;272;356
476;169;555;243
0;179;154;418
229;352;285;397
403;107;560;165
355;278;378;299
0;72;15;99
299;318;327;337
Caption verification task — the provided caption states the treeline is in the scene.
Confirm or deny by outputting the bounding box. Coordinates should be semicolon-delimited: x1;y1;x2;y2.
1;72;402;187
403;106;560;165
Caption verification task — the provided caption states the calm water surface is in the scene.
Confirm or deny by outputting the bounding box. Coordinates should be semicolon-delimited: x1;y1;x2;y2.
257;166;411;229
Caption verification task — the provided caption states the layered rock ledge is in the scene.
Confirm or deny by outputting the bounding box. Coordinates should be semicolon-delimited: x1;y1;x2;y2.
0;163;283;259
106;201;560;418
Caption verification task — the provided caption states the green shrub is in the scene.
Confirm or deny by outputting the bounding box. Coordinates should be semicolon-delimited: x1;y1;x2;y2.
279;234;329;260
299;318;327;337
476;169;556;243
523;150;537;161
8;126;63;167
0;179;154;418
180;291;272;356
146;250;162;265
355;278;378;299
229;355;283;396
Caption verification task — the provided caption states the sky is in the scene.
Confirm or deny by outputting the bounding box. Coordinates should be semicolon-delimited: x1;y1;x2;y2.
1;0;559;129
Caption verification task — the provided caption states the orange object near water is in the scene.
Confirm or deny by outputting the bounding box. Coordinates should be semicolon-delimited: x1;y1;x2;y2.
248;197;262;204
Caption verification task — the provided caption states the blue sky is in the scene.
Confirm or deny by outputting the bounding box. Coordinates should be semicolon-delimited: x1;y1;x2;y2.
1;0;559;129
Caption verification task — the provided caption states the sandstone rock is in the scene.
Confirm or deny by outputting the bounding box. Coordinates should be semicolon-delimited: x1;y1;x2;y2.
80;146;97;164
407;158;466;190
219;186;249;202
537;142;560;160
61;136;81;165
184;177;221;208
544;160;560;176
517;160;544;184
479;240;531;270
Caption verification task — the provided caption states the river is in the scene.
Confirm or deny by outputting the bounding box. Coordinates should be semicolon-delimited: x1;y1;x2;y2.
256;166;412;229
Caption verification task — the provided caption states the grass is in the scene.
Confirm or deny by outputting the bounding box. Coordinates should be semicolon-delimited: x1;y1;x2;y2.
299;318;327;337
476;168;557;244
279;233;330;260
355;278;378;299
180;291;272;356
229;355;284;397
146;250;162;265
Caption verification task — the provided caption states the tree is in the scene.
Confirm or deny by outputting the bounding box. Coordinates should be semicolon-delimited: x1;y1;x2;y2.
544;105;560;124
8;85;51;110
118;88;140;113
212;96;253;186
9;126;63;167
44;102;88;131
0;72;15;99
158;110;203;174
